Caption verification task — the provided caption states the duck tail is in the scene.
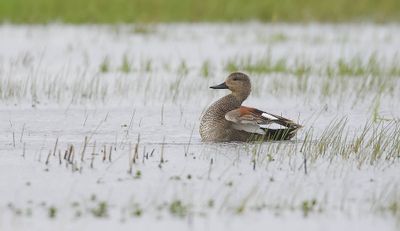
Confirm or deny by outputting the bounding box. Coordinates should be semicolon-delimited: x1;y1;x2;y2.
262;122;303;140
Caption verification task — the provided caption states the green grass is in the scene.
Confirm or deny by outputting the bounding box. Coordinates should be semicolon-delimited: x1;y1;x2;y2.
225;56;290;74
1;0;400;23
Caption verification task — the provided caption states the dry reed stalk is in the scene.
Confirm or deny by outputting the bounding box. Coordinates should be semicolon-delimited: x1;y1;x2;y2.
45;150;51;165
81;136;88;162
53;138;58;156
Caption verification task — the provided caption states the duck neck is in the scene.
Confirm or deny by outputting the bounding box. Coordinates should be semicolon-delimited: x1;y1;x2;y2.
231;91;249;103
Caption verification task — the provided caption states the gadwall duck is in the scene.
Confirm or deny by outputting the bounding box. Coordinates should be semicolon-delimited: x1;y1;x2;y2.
200;72;302;142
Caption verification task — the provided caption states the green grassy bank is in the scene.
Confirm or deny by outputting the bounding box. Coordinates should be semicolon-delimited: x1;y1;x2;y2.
1;0;400;24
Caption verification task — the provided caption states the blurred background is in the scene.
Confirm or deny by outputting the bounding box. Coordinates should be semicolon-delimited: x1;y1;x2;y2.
1;0;400;23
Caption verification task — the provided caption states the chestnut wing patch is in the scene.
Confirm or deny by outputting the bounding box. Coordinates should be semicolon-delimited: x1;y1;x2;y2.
225;106;301;134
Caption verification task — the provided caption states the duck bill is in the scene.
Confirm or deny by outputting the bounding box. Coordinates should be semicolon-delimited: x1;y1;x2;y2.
210;82;228;89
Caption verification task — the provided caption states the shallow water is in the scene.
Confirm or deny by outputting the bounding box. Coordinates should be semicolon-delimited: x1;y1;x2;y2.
0;23;400;231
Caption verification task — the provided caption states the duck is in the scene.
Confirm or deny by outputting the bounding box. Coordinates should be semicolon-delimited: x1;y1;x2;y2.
199;72;302;142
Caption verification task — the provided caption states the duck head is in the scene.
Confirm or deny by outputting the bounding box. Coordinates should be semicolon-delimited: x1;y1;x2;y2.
210;72;251;102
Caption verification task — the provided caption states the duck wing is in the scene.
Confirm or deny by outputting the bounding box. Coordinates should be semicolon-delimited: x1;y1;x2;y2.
225;106;302;136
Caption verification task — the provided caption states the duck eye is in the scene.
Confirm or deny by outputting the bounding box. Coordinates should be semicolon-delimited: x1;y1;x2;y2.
233;78;239;81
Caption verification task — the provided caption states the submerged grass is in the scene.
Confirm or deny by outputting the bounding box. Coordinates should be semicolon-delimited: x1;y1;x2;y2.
2;25;400;228
225;56;290;75
303;118;400;165
20;115;399;223
1;54;399;107
4;87;399;222
246;117;400;170
226;53;400;77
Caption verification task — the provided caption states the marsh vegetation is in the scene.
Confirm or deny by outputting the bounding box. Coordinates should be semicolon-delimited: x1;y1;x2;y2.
0;23;399;230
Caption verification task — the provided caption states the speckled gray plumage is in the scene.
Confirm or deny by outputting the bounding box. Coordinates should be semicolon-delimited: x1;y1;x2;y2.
200;94;299;141
200;94;243;142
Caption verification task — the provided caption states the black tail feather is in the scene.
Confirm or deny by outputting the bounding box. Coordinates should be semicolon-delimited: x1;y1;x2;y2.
262;127;301;140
